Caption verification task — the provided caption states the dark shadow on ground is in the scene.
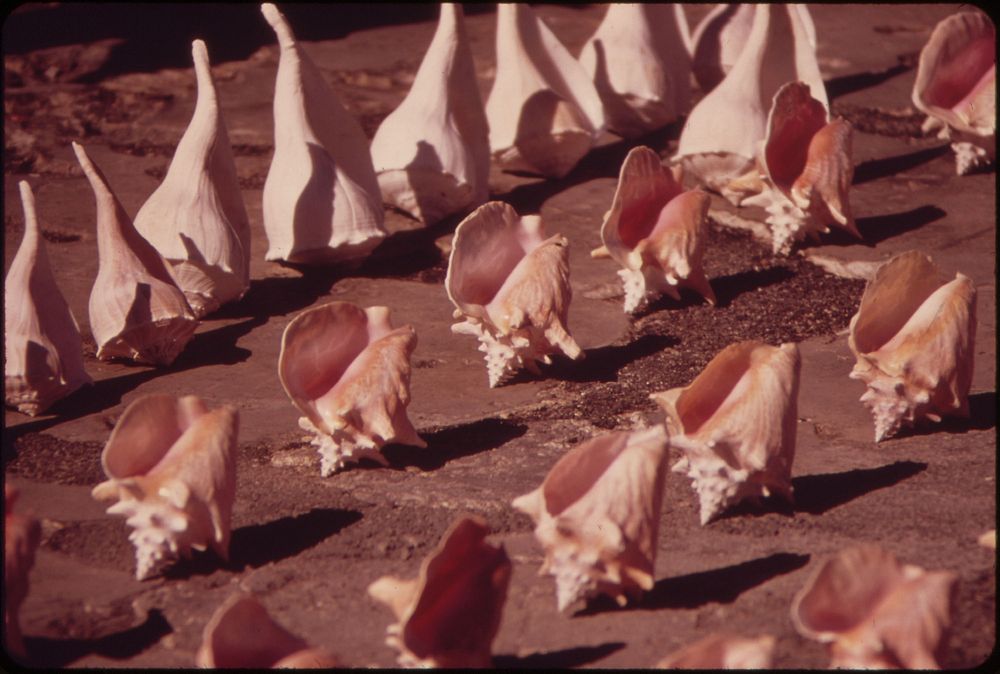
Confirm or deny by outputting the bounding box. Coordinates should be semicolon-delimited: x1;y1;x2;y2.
170;315;267;369
23;609;172;668
792;461;927;515
890;391;997;438
838;205;946;246
211;268;345;320
494;642;626;669
703;266;795;309
825;62;912;101
382;418;528;471
543;334;677;384
853;145;951;184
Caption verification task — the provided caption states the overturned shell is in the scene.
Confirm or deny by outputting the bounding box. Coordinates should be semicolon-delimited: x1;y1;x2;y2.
370;4;490;225
446;201;583;387
651;341;800;525
4;485;42;661
5;181;92;416
791;544;956;669
847;251;976;443
368;516;511;668
133;40;250;318
196;592;340;668
91;394;238;580
278;301;425;476
73;142;198;366
486;3;605;178
261;3;386;264
512;426;669;611
593;146;715;313
655;633;776;669
578;4;692;138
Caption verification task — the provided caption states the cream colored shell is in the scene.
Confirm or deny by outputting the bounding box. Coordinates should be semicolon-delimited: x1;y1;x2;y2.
655;633;776;669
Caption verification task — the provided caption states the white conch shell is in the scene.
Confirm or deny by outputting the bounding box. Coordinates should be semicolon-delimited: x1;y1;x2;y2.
368;516;511;668
912;11;996;175
486;3;605;178
260;3;387;264
847;251;976;443
512;426;669;611
5;181;92;416
73;142;198;366
91;394;238;580
655;633;776;669
4;485;41;661
674;4;826;202
445;201;583;388
133;39;250;318
370;4;490;225
278;301;425;476
578;4;692;138
196;592;340;668
592;146;715;313
791;544;957;669
729;81;860;255
651;341;800;525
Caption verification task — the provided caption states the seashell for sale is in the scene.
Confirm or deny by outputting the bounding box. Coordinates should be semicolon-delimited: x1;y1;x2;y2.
370;4;490;225
592;146;715;313
578;3;692;138
912;11;996;175
133;40;250;318
655;633;776;669
978;530;996;549
91;394;238;580
674;4;826;202
485;3;605;178
791;544;957;669
196;592;340;668
446;201;583;387
512;426;669;611
5;181;92;416
847;251;976;443
650;341;800;525
278;301;425;476
260;3;386;264
73;142;198;366
4;485;41;661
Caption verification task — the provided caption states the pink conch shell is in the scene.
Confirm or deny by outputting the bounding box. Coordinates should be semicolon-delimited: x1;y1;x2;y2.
578;4;692;138
592;146;715;313
4;485;42;661
261;3;386;264
370;4;490;225
368;516;511;668
73;142;198;366
133;40;250;318
196;592;340;668
674;4;826;202
278;301;425;476
655;633;776;669
912;11;996;175
791;544;957;669
651;341;799;525
512;426;669;611
847;251;976;443
445;201;583;387
91;394;238;580
486;3;605;178
5;181;92;416
730;81;860;255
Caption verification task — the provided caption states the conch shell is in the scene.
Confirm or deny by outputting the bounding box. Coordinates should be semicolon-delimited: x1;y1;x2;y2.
133;39;250;318
196;592;340;668
5;181;92;416
650;341;800;525
370;4;490;225
728;81;860;255
791;544;957;669
445;201;583;388
655;633;776;669
260;3;386;264
674;4;826;202
512;426;669;611
578;4;692;138
591;146;715;313
912;11;996;175
4;485;42;661
277;301;425;476
847;251;976;442
91;394;238;580
486;3;605;178
73;142;198;366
